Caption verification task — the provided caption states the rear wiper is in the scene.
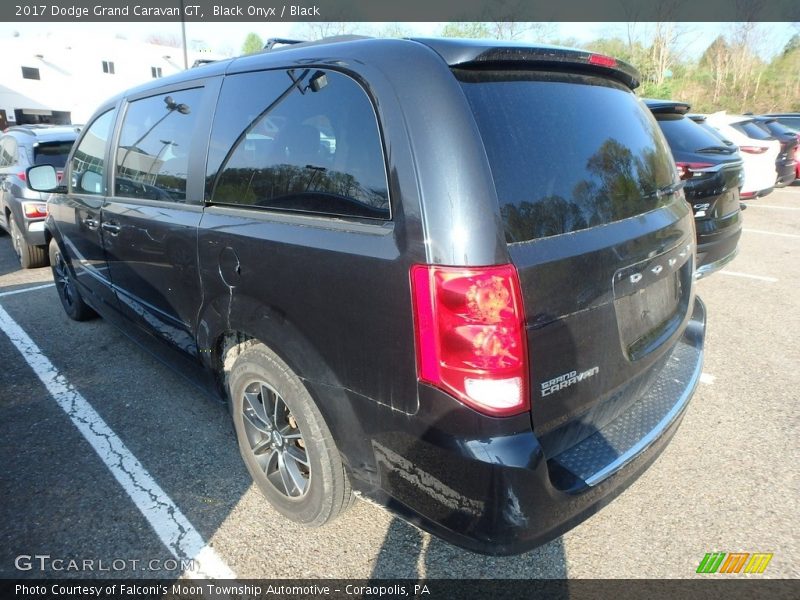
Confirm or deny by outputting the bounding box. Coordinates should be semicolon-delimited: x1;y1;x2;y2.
644;181;685;199
696;145;734;154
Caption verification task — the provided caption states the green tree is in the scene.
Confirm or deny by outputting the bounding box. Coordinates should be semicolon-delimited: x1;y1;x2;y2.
241;32;264;55
440;22;491;39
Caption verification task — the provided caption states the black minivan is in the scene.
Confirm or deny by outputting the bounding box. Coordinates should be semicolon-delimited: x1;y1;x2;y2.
645;99;744;277
28;38;706;555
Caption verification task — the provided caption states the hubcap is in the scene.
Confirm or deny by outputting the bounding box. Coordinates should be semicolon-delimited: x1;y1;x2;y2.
241;381;310;498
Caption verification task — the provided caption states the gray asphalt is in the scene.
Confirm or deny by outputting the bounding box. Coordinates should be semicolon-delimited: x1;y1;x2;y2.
0;187;797;579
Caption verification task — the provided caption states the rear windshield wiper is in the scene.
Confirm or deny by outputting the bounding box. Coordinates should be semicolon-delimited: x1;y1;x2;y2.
696;145;734;154
644;181;685;200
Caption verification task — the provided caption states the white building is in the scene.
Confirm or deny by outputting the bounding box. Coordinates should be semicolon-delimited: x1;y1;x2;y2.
0;33;221;127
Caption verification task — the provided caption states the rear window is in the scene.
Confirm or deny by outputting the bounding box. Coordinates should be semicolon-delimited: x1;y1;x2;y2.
732;120;773;141
33;141;74;168
457;70;675;243
761;120;796;138
655;114;729;153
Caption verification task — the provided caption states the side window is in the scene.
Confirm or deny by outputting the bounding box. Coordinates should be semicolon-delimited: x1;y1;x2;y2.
0;138;17;167
207;69;389;220
70;110;116;195
115;88;202;202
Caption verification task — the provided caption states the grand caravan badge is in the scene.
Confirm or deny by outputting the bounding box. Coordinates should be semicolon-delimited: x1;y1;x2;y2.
541;366;599;397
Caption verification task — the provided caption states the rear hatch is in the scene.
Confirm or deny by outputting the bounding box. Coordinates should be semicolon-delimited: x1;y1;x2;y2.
652;111;742;222
455;57;698;476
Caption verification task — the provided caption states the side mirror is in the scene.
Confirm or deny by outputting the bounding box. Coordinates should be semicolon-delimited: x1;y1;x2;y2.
80;170;103;194
26;165;58;192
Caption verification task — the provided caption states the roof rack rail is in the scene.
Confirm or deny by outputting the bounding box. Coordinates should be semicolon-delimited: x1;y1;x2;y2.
264;38;305;51
191;58;216;68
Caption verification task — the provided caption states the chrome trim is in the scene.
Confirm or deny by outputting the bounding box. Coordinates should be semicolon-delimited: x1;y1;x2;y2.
584;340;704;487
695;246;739;279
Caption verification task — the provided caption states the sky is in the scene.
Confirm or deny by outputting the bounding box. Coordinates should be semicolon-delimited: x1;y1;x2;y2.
0;22;796;61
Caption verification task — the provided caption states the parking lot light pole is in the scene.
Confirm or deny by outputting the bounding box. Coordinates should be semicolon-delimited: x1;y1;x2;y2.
180;0;188;69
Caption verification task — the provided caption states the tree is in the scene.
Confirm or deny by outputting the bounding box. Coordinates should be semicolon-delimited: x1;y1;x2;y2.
440;22;491;39
241;32;264;55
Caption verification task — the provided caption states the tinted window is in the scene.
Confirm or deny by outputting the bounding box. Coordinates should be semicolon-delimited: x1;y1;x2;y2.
34;141;74;168
115;88;202;202
207;69;389;220
458;70;675;243
70;110;115;195
761;120;796;138
697;121;734;145
732;121;772;141
655;114;729;153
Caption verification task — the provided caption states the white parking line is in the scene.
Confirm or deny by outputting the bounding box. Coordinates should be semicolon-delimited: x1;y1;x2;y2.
0;305;235;580
700;373;715;385
743;228;800;240
0;283;55;298
744;204;800;211
719;270;778;283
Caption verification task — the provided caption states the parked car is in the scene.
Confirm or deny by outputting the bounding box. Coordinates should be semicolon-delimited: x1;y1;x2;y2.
645;100;743;277
705;112;780;199
762;113;800;132
752;116;799;183
0;125;79;268
28;37;706;555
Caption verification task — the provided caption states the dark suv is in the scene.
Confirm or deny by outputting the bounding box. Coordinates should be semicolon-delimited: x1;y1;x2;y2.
0;125;79;268
28;38;706;555
645;100;744;277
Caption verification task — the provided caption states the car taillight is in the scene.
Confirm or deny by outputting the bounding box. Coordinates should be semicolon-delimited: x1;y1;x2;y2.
740;146;768;154
588;54;617;68
410;264;529;417
22;202;47;218
17;171;27;182
676;162;713;180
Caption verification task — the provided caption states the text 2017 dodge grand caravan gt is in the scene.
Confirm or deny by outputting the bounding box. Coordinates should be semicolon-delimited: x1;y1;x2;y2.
28;37;706;555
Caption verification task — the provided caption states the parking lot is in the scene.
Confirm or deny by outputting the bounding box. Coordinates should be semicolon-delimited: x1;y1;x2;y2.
0;187;798;580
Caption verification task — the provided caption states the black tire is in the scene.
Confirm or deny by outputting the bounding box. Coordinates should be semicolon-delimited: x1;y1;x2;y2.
10;216;47;269
228;343;353;526
49;238;96;321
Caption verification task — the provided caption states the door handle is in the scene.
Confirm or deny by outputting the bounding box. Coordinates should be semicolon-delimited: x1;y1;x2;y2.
83;217;99;229
101;222;121;235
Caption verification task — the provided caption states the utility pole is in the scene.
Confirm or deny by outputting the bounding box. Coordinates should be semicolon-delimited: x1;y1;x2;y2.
180;0;188;69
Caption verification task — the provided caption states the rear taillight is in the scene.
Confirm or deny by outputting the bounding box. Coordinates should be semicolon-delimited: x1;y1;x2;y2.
740;146;768;154
676;162;713;180
410;264;529;417
17;171;27;182
22;202;47;218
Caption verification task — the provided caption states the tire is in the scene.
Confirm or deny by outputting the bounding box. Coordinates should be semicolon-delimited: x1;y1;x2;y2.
10;216;47;269
228;343;353;526
49;238;96;321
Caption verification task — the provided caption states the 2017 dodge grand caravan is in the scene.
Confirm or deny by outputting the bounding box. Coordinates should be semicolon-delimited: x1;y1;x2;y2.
28;37;706;555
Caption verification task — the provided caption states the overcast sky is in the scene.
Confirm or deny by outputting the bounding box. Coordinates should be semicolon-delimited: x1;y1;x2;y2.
0;22;796;61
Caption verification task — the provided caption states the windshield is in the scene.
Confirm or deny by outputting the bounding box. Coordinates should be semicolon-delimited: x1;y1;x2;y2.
457;70;675;243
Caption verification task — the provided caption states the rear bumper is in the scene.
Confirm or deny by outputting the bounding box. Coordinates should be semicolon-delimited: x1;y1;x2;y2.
367;298;706;555
775;161;797;187
695;218;742;278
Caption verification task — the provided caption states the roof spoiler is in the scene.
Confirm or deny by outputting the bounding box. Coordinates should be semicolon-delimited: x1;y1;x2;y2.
413;38;641;89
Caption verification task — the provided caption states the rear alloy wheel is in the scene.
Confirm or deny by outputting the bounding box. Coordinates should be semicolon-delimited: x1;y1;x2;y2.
10;216;47;269
49;239;96;321
228;343;353;526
